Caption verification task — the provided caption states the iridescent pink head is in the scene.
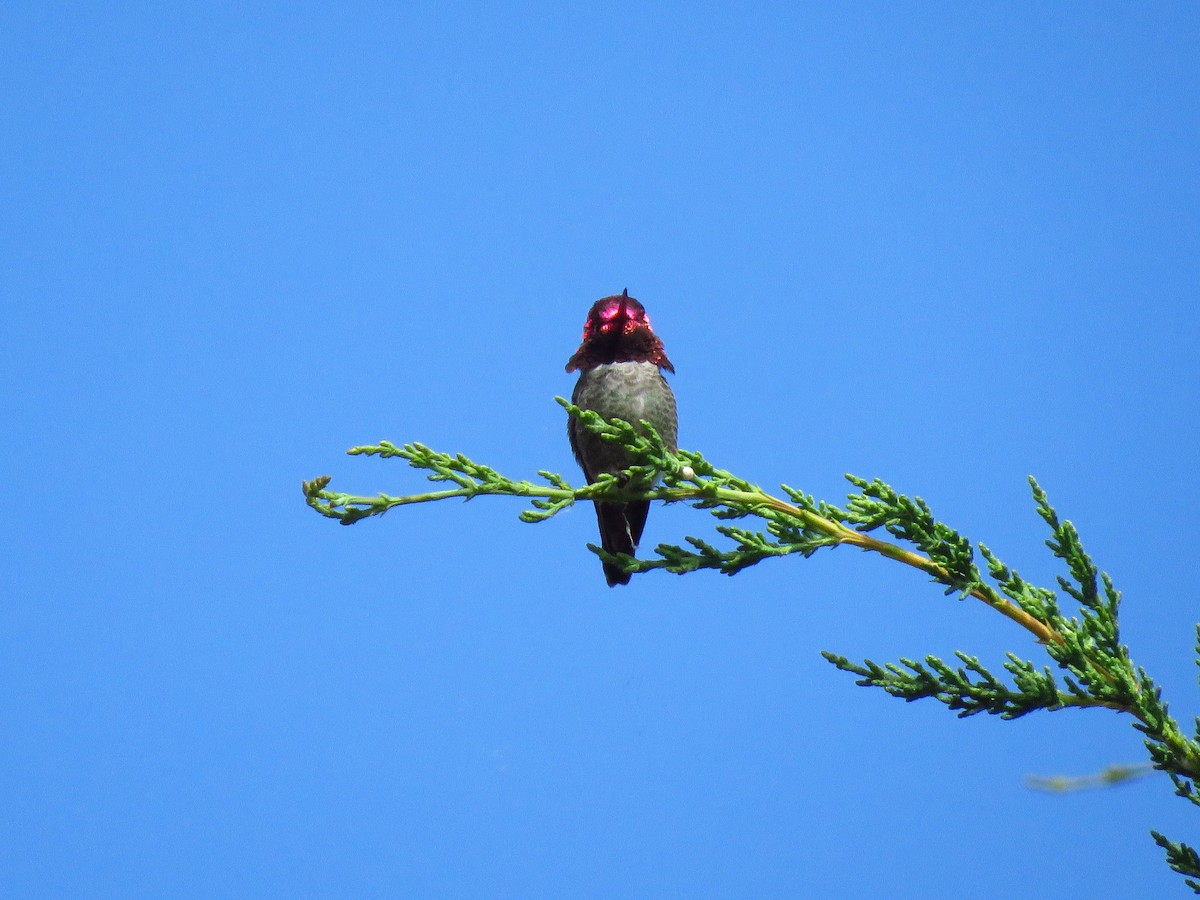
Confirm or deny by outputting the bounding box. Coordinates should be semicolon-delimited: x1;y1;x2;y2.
566;290;674;373
579;292;651;342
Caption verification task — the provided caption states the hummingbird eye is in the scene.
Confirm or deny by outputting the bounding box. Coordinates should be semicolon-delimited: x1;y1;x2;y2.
597;301;624;323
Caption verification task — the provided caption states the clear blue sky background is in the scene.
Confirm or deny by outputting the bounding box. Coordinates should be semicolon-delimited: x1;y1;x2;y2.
4;4;1199;897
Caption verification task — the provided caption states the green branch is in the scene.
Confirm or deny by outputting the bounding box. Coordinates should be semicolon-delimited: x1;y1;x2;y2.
303;397;1200;890
1027;763;1154;793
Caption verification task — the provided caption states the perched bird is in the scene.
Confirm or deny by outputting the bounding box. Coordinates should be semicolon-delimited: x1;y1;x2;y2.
566;290;678;586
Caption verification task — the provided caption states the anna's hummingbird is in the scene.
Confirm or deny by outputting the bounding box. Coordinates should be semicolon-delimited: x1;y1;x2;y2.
566;290;678;587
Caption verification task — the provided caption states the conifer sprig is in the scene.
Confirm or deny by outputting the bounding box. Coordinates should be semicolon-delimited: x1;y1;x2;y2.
302;398;1200;890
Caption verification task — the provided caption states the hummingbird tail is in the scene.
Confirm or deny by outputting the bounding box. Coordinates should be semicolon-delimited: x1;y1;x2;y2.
594;500;650;587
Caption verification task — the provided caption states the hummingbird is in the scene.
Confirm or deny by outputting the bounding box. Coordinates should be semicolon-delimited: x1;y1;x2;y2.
566;290;678;586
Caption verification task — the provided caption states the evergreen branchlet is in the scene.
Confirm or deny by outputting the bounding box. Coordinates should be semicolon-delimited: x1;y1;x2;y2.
303;398;1200;891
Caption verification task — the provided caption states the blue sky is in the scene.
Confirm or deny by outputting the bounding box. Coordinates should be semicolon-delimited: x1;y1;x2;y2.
4;3;1199;897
